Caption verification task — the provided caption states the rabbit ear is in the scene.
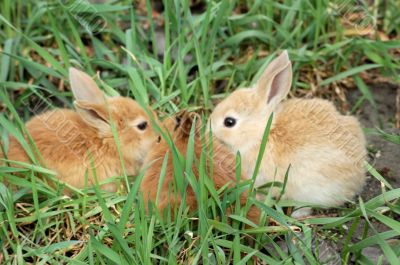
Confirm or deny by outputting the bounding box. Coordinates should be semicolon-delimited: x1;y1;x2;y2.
69;68;105;104
74;100;110;135
256;50;292;109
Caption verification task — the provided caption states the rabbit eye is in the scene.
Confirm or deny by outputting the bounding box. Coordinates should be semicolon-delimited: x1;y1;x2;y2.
224;117;236;128
137;121;148;131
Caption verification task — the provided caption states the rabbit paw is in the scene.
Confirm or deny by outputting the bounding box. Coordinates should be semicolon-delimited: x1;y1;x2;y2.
291;207;312;219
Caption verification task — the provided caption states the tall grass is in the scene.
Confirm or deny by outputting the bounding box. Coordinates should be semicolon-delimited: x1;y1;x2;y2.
1;0;400;263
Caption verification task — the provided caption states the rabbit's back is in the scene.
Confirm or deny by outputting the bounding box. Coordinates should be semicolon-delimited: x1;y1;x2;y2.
6;109;120;191
262;98;366;206
8;109;94;163
272;98;366;162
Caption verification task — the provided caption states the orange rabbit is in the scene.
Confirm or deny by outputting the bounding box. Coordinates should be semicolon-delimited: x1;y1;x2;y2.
4;68;158;194
210;51;367;217
140;111;260;223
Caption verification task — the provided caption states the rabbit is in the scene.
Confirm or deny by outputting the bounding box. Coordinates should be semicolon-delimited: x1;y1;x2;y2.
140;111;261;224
209;50;367;217
3;68;159;194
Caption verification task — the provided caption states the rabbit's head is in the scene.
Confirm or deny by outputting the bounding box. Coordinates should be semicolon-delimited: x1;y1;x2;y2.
209;50;292;153
164;110;201;138
69;68;159;166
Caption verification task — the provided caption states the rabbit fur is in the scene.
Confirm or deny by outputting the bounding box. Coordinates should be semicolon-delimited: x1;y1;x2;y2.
209;51;367;216
3;68;158;194
140;111;261;223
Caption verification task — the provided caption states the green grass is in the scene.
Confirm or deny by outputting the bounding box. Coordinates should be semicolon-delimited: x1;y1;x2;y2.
1;0;400;263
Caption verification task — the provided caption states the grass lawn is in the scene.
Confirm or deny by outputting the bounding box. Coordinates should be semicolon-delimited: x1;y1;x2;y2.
1;0;400;264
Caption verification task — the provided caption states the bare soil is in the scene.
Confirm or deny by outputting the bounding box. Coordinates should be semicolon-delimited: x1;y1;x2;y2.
334;82;400;264
347;82;400;199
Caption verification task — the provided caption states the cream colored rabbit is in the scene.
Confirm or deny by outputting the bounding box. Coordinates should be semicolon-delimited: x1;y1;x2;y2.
4;68;158;194
209;51;367;217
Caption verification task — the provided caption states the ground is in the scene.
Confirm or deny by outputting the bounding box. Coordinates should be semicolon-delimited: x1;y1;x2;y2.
352;83;400;199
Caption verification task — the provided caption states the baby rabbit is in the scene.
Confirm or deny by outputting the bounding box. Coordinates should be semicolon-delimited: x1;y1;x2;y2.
140;111;260;223
209;51;367;217
4;68;158;194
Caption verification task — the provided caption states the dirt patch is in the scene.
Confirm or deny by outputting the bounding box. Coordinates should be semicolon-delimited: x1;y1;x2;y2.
348;82;398;128
340;82;400;264
347;82;400;199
